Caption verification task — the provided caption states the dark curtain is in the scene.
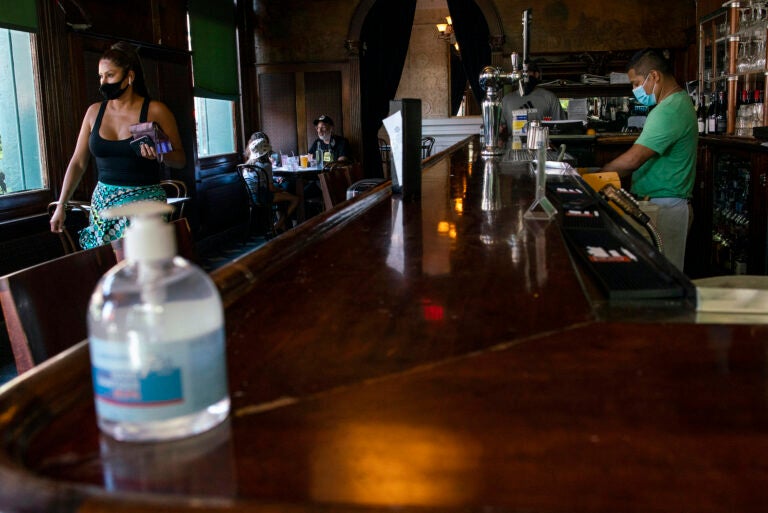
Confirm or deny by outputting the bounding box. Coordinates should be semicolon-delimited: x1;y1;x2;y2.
447;0;491;107
450;50;465;115
360;0;417;178
189;0;238;100
0;0;37;31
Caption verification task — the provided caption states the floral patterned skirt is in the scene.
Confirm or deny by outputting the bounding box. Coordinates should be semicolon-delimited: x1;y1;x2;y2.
78;182;166;250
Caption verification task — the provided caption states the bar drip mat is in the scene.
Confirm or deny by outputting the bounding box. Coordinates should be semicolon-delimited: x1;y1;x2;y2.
561;208;605;229
546;179;596;211
563;228;686;300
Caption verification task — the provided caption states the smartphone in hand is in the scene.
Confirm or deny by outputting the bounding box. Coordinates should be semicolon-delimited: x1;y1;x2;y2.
129;135;155;156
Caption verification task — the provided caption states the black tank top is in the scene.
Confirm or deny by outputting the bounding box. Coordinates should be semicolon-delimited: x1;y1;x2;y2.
88;97;159;186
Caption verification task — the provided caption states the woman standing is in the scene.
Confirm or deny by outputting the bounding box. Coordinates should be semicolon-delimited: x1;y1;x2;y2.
50;41;185;249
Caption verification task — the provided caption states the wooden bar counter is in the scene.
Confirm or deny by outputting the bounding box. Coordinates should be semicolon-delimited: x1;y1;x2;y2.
2;137;768;512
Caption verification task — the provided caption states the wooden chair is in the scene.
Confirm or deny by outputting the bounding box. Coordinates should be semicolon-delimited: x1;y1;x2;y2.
346;178;386;200
237;164;275;238
160;179;188;220
170;217;198;264
421;136;435;159
347;161;364;184
378;137;392;179
159;179;187;198
0;243;118;374
47;200;92;254
111;217;198;265
318;163;352;211
341;161;385;200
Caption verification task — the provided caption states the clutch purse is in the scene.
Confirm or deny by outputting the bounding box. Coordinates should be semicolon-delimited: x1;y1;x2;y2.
129;122;173;154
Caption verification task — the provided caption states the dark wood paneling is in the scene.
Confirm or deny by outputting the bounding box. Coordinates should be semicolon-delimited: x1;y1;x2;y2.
236;0;259;152
304;70;344;142
258;72;298;154
195;156;249;241
64;0;188;50
257;62;354;159
304;71;343;125
0;217;66;276
698;0;723;20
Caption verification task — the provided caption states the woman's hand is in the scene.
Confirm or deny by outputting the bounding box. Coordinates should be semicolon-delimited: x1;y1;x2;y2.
147;102;186;169
138;142;159;160
50;204;67;233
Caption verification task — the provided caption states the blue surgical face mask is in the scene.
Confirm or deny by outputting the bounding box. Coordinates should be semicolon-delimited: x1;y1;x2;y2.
633;73;657;107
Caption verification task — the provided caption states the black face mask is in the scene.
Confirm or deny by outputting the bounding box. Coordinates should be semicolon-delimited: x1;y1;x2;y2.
99;76;128;100
522;76;539;96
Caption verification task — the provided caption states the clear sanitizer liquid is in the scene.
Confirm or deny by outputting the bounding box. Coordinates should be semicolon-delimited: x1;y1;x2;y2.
88;203;229;442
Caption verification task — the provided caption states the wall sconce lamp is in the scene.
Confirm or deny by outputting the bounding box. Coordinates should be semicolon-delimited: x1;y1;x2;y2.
436;16;454;41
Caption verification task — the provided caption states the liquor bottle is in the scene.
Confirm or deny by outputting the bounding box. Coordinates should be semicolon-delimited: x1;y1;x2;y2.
716;90;728;134
739;89;748;108
754;89;764;126
707;91;717;134
697;95;707;135
88;202;229;442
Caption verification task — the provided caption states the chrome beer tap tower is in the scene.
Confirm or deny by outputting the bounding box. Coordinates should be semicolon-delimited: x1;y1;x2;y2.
480;9;533;156
479;53;526;156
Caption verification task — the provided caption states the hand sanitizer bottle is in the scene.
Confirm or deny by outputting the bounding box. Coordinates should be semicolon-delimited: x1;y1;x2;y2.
88;202;229;442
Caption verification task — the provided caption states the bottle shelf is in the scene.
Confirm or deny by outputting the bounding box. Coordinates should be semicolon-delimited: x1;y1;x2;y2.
711;152;752;274
700;2;768;134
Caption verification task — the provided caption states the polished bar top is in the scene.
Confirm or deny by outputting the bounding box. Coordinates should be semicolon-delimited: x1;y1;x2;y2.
2;138;768;512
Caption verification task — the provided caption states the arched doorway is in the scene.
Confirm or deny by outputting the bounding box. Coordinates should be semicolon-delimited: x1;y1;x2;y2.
348;0;503;42
347;0;503;177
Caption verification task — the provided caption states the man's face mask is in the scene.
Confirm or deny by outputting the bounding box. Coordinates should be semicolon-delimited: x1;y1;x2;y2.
522;75;539;96
632;72;657;107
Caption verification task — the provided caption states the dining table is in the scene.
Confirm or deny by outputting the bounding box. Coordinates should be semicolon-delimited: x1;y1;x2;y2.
272;162;325;222
2;136;768;513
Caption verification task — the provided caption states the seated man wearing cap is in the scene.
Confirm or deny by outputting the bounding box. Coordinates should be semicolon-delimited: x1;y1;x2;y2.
309;114;350;163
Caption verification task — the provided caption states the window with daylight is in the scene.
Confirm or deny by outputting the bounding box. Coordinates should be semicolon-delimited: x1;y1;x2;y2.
188;0;239;158
194;96;236;157
0;28;42;196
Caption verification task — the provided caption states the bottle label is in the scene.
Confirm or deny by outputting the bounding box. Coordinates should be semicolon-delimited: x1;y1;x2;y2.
716;118;727;133
90;327;227;423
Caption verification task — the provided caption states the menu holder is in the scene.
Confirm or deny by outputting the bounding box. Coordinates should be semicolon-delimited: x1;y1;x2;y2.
523;130;557;221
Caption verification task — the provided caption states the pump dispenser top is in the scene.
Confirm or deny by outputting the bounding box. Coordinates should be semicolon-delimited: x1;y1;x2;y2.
102;201;175;262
